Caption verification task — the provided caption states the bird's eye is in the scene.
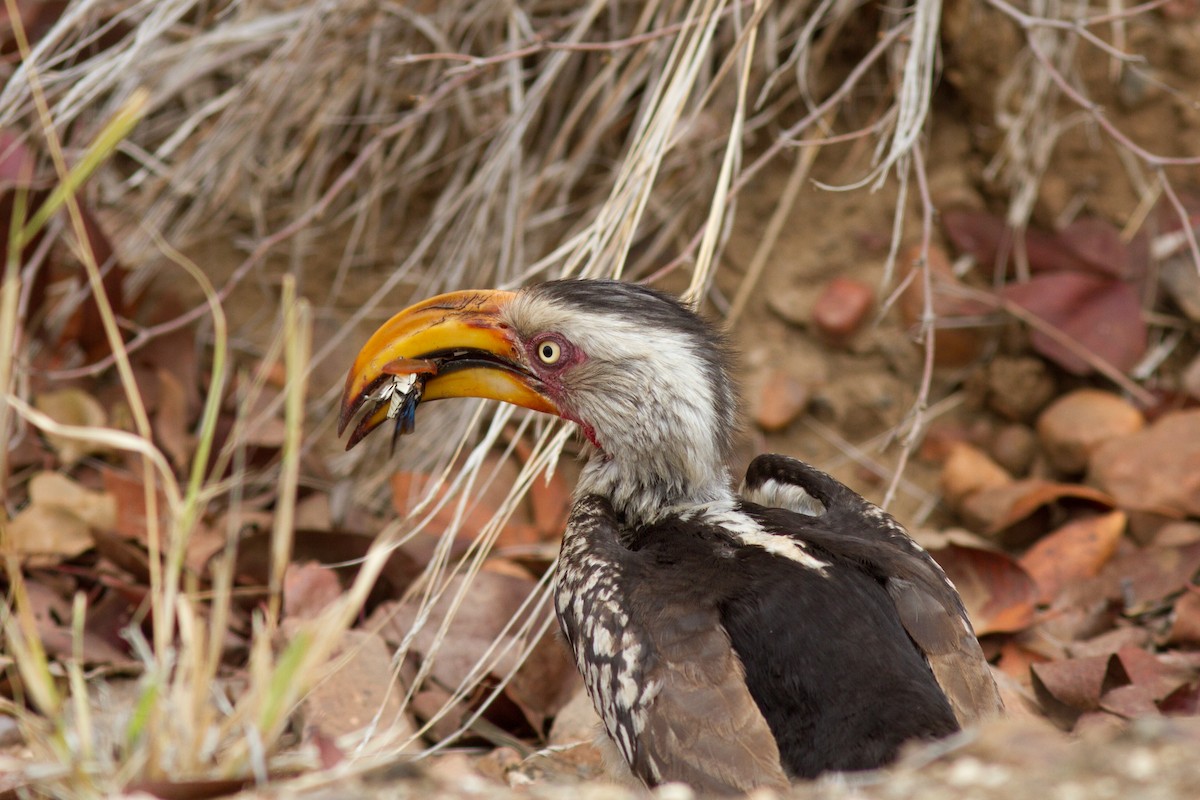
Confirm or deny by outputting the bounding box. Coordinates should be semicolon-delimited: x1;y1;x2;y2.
537;339;562;365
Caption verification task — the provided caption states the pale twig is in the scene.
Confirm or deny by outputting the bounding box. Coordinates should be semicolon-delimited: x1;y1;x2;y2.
882;144;936;511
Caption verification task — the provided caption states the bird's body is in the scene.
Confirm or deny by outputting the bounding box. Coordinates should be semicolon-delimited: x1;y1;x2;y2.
339;279;1002;794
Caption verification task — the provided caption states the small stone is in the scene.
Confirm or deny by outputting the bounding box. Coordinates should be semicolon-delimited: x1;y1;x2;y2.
1038;389;1145;474
990;423;1038;476
753;370;809;432
812;277;874;345
765;284;821;327
981;356;1057;422
939;442;1013;511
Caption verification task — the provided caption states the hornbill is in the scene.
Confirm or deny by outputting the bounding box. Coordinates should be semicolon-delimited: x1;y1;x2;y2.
338;280;1003;794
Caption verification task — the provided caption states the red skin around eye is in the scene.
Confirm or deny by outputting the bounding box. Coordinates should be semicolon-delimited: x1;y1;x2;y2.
524;334;601;450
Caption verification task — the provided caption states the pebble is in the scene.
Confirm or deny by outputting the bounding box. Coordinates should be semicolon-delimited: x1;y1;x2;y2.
1037;389;1145;474
753;370;809;432
812;277;874;345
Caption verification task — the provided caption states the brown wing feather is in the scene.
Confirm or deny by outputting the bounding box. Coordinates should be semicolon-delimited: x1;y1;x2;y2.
885;577;1004;725
634;604;788;794
743;454;1004;725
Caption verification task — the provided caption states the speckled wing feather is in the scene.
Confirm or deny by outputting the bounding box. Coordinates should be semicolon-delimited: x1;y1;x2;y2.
556;495;789;795
741;454;1004;725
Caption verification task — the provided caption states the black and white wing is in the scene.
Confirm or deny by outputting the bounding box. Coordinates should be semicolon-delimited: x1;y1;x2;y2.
741;454;1005;725
555;495;789;795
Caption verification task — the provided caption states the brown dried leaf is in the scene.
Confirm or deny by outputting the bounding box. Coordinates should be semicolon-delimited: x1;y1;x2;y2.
230;528;420;612
154;368;192;469
32;388;108;465
370;567;576;734
100;466;168;543
283;561;343;621
996;640;1050;684
1089;409;1200;518
943;210;1131;278
1019;511;1126;604
1098;684;1160;719
939;442;1012;511
1030;654;1130;728
295;629;418;748
965;478;1115;545
1115;646;1198;703
1167;587;1200;646
930;543;1038;635
1001;272;1146;376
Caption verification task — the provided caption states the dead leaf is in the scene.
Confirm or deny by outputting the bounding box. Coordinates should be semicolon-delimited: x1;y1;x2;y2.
1168;587;1200;645
1089;409;1200;518
1019;511;1126;604
283;561;343;621
228;528;420;612
1001;272;1147;376
369;568;576;737
1098;684;1160;719
939;442;1013;511
997;640;1050;684
1030;654;1130;729
33;388;108;464
1036;389;1146;475
1114;646;1197;703
154;368;192;469
101;466;169;543
28;471;116;530
943;210;1133;279
294;629;418;749
930;543;1038;635
960;478;1115;546
4;472;117;563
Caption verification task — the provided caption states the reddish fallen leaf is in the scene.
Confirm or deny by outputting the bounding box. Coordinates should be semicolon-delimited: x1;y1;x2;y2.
101;466;169;543
1091;541;1200;612
1019;511;1126;604
295;629;418;749
1167;587;1200;645
1089;409;1200;518
369;567;577;737
510;432;572;539
1030;654;1130;728
1036;389;1146;475
943;210;1133;279
391;457;546;552
1160;681;1200;715
1114;646;1198;703
1099;683;1161;719
930;543;1038;635
1067;625;1152;659
959;478;1114;547
229;528;420;612
135;289;201;418
283;561;343;621
997;640;1050;683
1001;272;1146;376
938;441;1012;512
153;368;192;469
